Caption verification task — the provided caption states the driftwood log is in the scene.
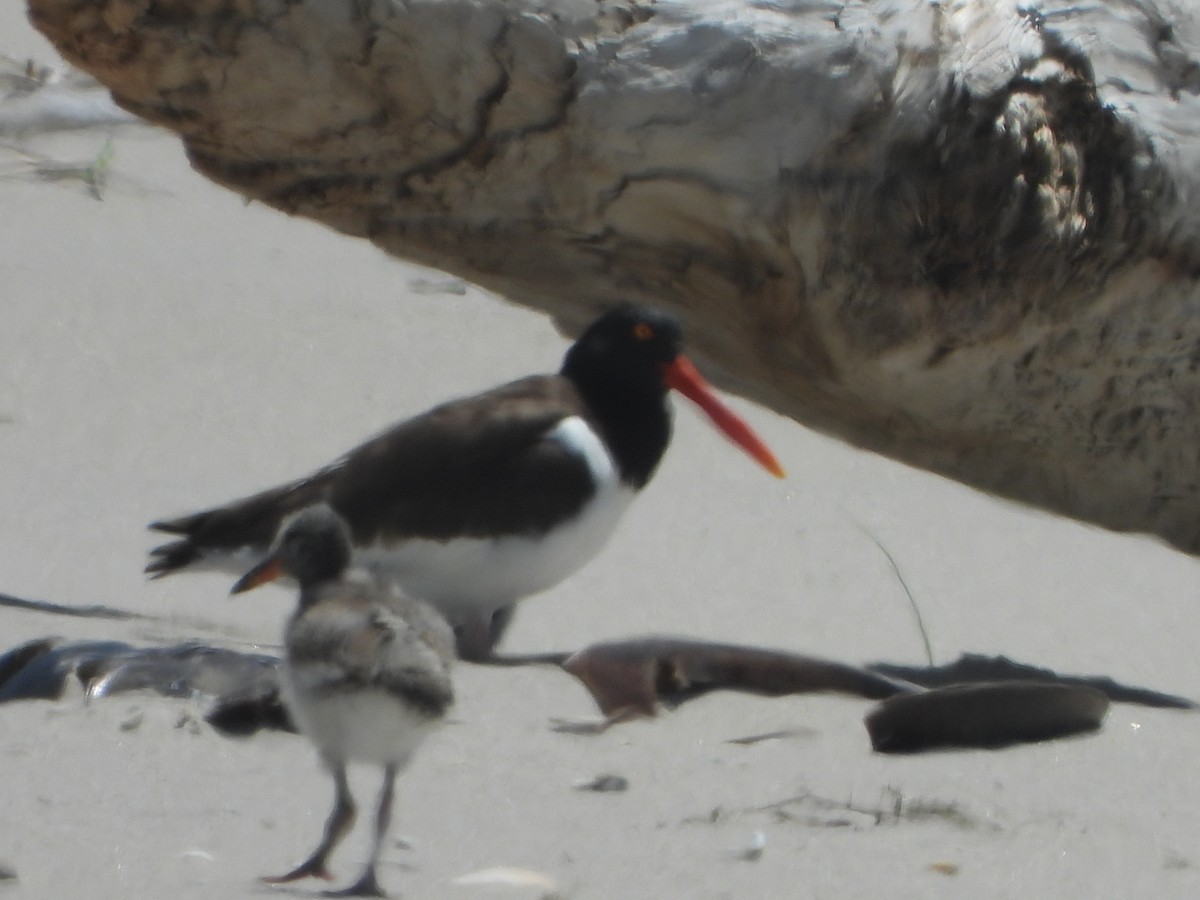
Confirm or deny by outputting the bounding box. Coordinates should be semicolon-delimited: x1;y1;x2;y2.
25;0;1200;553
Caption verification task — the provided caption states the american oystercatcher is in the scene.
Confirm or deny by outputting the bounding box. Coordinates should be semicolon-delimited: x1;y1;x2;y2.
147;305;785;659
231;504;454;896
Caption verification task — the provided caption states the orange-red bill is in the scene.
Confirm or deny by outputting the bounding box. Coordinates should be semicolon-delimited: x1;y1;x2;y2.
663;356;786;478
230;556;285;595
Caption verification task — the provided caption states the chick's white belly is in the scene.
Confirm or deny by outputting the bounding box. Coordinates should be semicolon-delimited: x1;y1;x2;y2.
281;664;439;767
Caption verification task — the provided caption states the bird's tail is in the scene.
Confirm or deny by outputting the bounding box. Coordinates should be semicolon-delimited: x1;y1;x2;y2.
145;472;333;578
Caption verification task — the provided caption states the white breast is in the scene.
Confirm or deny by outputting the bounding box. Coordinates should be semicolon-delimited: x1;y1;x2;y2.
358;416;635;616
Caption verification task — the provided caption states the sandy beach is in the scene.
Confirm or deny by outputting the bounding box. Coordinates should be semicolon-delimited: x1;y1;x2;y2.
4;8;1200;899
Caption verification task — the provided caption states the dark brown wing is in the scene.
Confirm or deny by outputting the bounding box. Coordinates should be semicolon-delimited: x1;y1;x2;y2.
329;377;602;542
147;375;598;575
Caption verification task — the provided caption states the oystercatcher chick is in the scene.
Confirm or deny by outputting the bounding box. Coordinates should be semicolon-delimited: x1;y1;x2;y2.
149;305;784;660
232;504;454;897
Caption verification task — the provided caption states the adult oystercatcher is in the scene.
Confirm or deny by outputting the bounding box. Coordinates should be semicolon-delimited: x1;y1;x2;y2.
231;504;454;897
147;305;784;658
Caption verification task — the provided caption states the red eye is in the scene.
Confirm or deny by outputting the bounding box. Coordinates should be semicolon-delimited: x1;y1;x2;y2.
633;323;654;341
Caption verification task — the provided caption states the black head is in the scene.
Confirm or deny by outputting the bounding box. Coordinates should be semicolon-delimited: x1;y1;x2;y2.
230;503;353;593
557;304;787;486
560;305;685;398
557;306;685;487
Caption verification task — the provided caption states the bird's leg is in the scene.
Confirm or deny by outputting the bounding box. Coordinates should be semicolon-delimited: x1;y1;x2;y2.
323;764;397;898
488;605;517;647
453;611;499;662
452;605;520;661
263;762;356;884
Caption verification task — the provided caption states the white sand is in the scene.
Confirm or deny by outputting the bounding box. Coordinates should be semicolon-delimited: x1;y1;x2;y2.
3;10;1200;898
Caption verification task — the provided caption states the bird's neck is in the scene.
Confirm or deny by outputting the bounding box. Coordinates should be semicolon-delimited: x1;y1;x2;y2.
574;379;673;489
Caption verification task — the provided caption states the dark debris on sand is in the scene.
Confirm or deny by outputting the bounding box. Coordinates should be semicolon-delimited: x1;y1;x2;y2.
0;593;1193;753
